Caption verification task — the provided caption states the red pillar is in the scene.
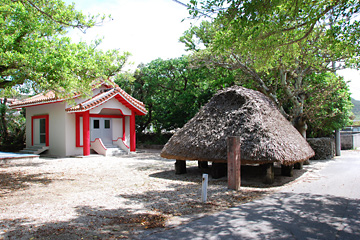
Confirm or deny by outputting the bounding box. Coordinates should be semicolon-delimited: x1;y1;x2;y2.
130;111;136;152
83;110;90;156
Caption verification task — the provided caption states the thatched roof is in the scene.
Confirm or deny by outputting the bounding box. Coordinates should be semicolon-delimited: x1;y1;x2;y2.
161;86;314;165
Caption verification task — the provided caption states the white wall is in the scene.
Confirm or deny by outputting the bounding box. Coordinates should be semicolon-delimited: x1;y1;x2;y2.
65;113;83;156
112;118;122;141
26;102;67;157
90;98;131;115
33;118;40;145
124;115;130;146
25;90;135;156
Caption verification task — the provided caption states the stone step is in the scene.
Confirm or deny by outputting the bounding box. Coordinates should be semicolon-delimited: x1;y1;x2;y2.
19;150;37;154
19;146;49;155
104;146;128;156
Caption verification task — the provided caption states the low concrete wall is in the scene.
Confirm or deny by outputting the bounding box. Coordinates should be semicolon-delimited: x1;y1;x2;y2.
341;132;360;150
307;138;335;160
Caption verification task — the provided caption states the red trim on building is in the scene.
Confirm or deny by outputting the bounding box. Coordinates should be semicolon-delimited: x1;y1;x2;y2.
90;138;107;150
76;113;126;150
65;88;147;115
83;111;90;156
89;114;123;118
130;111;136;152
31;115;49;146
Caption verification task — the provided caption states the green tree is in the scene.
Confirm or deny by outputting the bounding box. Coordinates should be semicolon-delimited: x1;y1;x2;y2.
0;88;26;151
0;0;130;96
115;56;239;135
305;73;353;137
181;1;359;136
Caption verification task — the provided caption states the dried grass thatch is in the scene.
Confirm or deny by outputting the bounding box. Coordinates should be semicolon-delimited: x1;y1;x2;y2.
161;86;314;165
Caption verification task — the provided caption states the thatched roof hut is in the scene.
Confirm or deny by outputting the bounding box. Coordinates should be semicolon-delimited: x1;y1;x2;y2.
161;86;314;165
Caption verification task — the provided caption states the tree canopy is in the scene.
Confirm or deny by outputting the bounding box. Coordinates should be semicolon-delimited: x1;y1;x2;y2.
0;0;130;96
115;56;239;135
181;0;357;136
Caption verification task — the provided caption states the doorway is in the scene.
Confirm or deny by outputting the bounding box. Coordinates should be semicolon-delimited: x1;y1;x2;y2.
90;118;112;145
32;115;49;146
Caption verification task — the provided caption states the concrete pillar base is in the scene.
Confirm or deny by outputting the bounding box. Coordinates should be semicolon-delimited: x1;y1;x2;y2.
175;160;186;174
303;159;310;165
294;162;303;170
262;163;274;184
281;164;294;177
198;161;209;169
211;162;227;179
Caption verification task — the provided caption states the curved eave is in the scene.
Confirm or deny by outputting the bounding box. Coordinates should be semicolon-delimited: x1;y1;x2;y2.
66;92;147;115
114;94;147;116
9;99;64;109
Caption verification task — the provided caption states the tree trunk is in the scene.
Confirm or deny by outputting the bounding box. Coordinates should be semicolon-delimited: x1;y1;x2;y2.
293;115;310;165
0;98;9;144
293;116;307;139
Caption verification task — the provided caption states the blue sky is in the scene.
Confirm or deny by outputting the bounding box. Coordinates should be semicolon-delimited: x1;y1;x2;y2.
65;0;360;100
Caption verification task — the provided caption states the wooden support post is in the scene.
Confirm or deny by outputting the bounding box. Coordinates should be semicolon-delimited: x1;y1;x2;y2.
281;164;294;177
198;161;209;169
294;162;303;170
227;136;241;190
211;162;227;179
175;160;186;174
262;163;274;184
335;129;341;156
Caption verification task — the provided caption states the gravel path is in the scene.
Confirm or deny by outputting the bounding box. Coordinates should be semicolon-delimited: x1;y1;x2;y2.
0;150;313;239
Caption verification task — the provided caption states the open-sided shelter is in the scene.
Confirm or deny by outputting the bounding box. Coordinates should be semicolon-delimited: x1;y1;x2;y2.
161;86;314;166
10;80;147;157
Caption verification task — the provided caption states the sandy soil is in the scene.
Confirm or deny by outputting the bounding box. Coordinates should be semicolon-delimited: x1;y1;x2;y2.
0;150;323;239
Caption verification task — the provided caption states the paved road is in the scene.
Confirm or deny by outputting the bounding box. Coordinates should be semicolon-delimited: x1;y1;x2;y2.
145;150;360;240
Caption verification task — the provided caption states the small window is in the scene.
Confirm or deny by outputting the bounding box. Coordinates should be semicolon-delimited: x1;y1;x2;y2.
104;120;110;129
39;118;46;144
40;118;46;133
93;119;100;129
40;135;46;144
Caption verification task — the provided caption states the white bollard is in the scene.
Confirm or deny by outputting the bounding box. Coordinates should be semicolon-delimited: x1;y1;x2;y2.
201;173;208;203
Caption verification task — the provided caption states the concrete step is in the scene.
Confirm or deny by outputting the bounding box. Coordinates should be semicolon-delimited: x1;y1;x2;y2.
105;147;128;156
20;146;49;155
19;150;37;154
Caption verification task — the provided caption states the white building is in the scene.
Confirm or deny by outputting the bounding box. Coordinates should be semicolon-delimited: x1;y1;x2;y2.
10;80;147;157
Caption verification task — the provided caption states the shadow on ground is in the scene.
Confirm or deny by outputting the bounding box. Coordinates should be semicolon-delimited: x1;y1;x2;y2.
0;171;53;197
2;193;359;240
146;192;360;240
149;164;307;188
0;205;165;240
0;160;45;168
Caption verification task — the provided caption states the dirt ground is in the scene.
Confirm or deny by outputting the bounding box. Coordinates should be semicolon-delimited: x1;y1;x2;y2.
0;150;323;239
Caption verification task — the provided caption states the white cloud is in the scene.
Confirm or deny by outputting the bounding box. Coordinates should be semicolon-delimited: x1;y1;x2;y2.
65;0;193;70
64;1;360;98
337;69;360;100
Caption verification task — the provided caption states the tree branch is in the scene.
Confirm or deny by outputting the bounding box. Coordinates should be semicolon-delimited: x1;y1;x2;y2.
22;0;92;32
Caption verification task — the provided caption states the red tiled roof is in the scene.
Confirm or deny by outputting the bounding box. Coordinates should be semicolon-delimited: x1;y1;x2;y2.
65;88;147;115
9;80;147;115
9;90;63;108
9;79;117;109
